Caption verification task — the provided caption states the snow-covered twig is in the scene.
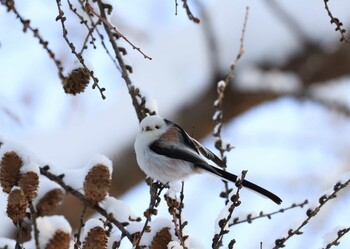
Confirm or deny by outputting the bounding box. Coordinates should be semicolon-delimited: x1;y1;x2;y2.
39;165;134;243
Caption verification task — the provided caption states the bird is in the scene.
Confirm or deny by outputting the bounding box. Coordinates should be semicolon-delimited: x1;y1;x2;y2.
134;115;282;205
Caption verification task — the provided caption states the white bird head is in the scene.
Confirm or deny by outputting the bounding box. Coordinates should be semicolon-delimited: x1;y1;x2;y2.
137;115;168;143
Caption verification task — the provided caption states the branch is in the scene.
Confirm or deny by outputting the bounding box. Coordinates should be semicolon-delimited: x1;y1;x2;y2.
181;0;200;23
273;176;350;248
39;165;134;243
93;0;148;121
323;0;349;44
85;3;152;60
55;0;106;99
229;199;308;227
212;170;247;249
212;6;248;203
134;179;164;248
1;1;64;80
323;227;350;249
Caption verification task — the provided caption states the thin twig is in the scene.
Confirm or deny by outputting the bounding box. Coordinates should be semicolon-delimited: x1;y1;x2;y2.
39;165;134;243
135;180;164;248
67;0;97;54
93;0;147;121
323;227;350;249
229;199;308;227
55;0;106;99
29;201;40;249
1;1;64;80
273;177;350;248
85;3;152;60
181;0;200;23
74;205;88;248
165;182;188;248
212;171;247;249
212;6;249;204
323;0;349;44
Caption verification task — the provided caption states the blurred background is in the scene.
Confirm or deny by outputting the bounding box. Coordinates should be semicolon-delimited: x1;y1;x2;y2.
1;0;350;248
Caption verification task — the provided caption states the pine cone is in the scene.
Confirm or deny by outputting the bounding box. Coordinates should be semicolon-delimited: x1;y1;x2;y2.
63;67;90;95
45;230;71;249
83;164;111;204
0;151;23;193
18;171;39;201
82;227;108;249
36;188;64;216
7;188;27;225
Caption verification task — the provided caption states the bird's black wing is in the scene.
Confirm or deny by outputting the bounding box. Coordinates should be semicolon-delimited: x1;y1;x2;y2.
150;140;282;205
164;119;200;154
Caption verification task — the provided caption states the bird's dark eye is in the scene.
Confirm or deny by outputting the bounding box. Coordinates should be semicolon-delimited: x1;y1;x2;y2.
155;125;160;129
145;126;151;131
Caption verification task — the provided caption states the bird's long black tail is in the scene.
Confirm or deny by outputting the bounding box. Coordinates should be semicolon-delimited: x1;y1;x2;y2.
198;164;282;205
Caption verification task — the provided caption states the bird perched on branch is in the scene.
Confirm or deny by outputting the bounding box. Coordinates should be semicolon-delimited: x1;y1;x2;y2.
134;115;282;205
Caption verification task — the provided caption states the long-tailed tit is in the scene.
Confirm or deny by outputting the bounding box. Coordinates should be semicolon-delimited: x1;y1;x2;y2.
134;115;282;204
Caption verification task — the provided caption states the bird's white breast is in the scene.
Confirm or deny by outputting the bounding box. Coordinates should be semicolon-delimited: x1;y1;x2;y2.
134;137;194;183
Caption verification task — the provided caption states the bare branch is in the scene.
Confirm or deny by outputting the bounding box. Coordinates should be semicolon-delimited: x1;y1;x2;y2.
85;3;152;60
273;177;350;248
323;227;350;249
55;0;106;99
323;0;349;44
181;0;200;23
212;6;249;203
229;200;308;227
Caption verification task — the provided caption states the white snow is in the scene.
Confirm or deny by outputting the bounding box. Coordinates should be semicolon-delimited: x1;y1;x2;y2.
85;154;113;174
145;95;159;114
32;177;63;207
30;215;72;249
166;181;182;199
217;80;227;91
99;195;139;223
81;218;105;243
168;241;183;249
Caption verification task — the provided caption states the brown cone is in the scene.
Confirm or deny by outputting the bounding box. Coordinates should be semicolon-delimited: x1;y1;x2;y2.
150;227;172;249
45;230;71;249
0;151;23;193
18;171;39;201
7;188;27;225
63;67;90;95
83;164;111;204
82;227;108;249
36;188;64;216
